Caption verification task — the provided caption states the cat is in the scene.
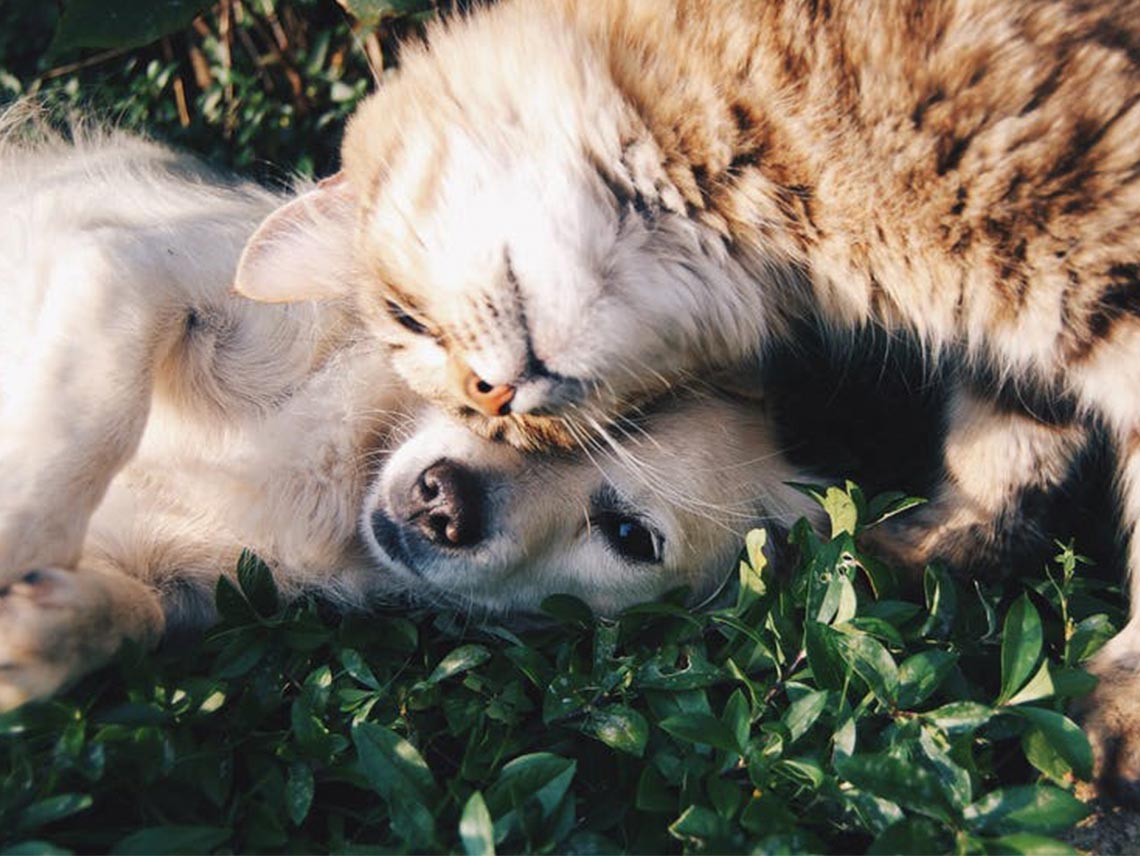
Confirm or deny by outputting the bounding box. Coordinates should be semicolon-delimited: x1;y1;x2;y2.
0;111;818;707
233;0;1140;793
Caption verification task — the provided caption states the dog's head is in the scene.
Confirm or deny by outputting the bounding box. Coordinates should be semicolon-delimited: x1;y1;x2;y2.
362;391;816;616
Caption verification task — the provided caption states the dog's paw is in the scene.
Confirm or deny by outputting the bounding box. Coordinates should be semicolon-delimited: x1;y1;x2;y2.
1080;651;1140;806
0;568;120;711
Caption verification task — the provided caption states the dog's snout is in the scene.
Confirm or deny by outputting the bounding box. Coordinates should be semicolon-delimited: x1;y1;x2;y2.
406;459;485;548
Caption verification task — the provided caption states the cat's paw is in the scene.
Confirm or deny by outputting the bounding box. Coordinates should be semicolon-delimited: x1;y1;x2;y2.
857;511;982;575
0;568;120;711
1080;652;1140;806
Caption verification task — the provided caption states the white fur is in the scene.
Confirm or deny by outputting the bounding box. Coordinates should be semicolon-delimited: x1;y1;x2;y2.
0;117;820;707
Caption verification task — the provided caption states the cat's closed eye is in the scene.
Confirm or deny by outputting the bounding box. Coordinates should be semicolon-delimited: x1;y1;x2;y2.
385;299;431;336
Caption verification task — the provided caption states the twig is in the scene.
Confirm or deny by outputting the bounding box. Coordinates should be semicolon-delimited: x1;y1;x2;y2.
219;0;236;138
39;46;131;81
363;31;384;82
161;37;191;128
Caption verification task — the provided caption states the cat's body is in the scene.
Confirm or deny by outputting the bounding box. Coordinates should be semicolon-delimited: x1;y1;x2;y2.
235;0;1140;792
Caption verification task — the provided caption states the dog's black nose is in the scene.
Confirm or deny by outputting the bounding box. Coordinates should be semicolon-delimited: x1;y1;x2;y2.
406;459;485;548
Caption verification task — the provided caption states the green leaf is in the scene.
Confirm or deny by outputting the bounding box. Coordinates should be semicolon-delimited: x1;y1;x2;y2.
1005;661;1055;706
723;689;751;752
17;793;93;831
842;616;906;648
836;752;954;822
484;753;577;842
738;528;769;610
774;757;827;790
2;842;73;856
659;712;741;753
920;565;958;639
818;484;860;537
111;826;230;855
1050;667;1098;700
1068;614;1116;663
804;621;848;691
285;762;315;826
999;595;1043;704
352;723;438;847
868;816;952;855
352;722;437;799
668;805;740;850
460;791;495;856
427;644;492;684
636;765;675;813
744;527;769;577
706;773;743;819
540;594;595;626
236;550;278;616
503;645;554;688
918;725;972;809
1011;707;1093;780
582;705;648;757
1023;727;1073;782
543;672;593;723
338;648;381;691
835;632;899;706
52;0;216;52
214;575;253;624
962;786;1088;836
636;647;725;690
783;689;829;743
898;650;958;708
865;493;927;527
335;0;435;27
835;573;859;624
925;701;994;734
986;833;1078;854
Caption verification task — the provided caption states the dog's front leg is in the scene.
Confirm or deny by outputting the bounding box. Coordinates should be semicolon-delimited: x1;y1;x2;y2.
0;232;173;576
0;563;164;710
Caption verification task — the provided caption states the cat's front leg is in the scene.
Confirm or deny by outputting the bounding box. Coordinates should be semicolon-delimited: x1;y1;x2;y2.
0;564;164;710
859;384;1087;575
1082;444;1140;805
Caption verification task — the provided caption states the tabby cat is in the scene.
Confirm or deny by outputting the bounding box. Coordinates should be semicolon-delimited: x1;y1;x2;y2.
235;0;1140;794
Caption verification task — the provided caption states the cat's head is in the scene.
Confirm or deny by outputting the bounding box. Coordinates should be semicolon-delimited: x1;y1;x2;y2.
235;1;770;449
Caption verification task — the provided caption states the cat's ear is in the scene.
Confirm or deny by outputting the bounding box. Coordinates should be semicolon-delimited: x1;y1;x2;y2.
234;172;357;303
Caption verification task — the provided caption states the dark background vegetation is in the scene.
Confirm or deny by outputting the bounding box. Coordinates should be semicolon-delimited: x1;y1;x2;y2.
0;2;1130;852
0;0;435;179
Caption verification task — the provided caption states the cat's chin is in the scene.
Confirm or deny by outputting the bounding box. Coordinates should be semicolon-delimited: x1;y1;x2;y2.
450;408;581;451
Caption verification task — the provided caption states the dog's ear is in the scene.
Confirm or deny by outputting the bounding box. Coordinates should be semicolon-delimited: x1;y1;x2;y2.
234;173;356;303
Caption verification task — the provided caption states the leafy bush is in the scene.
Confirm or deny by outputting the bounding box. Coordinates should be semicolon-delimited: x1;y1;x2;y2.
0;0;435;178
0;487;1121;853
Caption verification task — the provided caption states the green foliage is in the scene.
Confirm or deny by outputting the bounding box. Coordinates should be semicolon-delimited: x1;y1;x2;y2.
0;494;1122;854
0;0;436;177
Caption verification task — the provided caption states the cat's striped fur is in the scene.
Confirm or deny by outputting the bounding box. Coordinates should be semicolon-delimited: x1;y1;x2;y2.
236;0;1140;795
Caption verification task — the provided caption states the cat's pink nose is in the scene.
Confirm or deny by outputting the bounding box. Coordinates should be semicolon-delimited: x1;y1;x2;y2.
450;358;515;416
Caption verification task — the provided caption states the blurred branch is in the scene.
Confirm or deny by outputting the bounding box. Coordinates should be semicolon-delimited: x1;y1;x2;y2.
39;46;131;81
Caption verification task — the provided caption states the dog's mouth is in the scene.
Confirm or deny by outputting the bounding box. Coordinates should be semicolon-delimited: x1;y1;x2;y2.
366;508;424;576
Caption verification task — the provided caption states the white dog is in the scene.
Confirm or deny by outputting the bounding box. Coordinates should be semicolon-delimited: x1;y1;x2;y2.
0;114;819;708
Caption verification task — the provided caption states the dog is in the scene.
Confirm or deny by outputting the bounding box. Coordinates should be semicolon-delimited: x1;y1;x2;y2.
0;114;822;708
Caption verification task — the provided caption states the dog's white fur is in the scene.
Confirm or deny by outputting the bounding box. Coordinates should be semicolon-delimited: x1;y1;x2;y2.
0;116;818;708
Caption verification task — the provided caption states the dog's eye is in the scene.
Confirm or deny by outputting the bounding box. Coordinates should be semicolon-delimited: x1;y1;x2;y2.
385;299;430;336
595;511;663;564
